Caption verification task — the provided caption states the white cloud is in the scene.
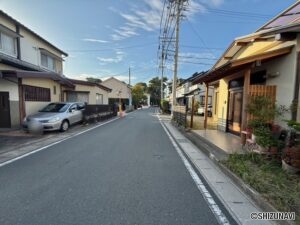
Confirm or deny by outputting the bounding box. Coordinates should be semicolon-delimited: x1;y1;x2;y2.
97;51;126;64
110;0;224;41
68;73;100;81
83;38;109;43
110;0;163;41
112;26;139;40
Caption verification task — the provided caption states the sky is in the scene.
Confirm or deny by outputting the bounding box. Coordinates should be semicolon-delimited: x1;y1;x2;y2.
0;0;297;85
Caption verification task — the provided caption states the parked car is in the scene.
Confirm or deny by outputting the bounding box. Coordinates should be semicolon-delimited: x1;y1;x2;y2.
23;102;86;132
197;105;212;117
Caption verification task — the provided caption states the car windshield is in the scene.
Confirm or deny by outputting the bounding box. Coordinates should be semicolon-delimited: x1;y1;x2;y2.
39;103;69;113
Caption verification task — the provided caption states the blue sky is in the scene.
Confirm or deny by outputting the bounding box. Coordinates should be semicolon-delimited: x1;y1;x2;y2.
0;0;297;84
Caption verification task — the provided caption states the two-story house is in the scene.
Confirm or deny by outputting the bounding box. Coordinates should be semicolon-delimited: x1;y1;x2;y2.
0;10;76;128
0;10;114;129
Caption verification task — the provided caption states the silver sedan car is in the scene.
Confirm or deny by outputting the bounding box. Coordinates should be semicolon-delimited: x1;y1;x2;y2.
23;102;85;132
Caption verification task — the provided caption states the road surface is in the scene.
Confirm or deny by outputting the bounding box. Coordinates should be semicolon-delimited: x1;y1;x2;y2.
0;107;235;225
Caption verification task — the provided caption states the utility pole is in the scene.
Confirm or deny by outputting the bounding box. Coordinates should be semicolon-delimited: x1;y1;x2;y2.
129;66;131;86
160;52;164;102
172;0;183;109
129;66;132;106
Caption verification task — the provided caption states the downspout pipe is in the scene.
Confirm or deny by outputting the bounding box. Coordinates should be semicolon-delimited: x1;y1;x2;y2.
292;51;300;120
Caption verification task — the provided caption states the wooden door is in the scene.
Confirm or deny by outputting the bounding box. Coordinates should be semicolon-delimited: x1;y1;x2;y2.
227;89;243;135
0;92;11;128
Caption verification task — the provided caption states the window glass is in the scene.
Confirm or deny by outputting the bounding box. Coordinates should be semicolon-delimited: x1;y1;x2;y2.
41;53;48;67
0;32;16;56
96;93;103;104
40;103;67;112
41;52;56;71
48;56;54;70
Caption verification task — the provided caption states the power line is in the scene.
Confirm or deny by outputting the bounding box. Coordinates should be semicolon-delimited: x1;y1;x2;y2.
166;53;217;60
192;1;272;19
204;8;271;19
66;42;157;52
186;18;216;58
181;44;223;50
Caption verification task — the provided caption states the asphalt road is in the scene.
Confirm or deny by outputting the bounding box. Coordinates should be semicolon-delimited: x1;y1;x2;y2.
0;107;228;225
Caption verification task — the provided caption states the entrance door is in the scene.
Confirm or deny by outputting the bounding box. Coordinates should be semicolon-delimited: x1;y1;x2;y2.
227;89;243;135
0;92;11;128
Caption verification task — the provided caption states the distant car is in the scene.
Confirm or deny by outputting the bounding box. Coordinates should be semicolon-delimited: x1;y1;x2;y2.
23;102;85;132
198;105;212;117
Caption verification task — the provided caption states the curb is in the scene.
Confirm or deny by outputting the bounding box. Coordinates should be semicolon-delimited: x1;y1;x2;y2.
171;122;295;225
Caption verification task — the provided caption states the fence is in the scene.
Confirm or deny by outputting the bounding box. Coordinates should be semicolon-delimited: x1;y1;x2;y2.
248;85;276;101
173;105;187;127
247;85;277;123
83;104;117;123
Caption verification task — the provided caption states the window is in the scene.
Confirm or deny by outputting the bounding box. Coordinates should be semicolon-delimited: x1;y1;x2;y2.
0;32;17;56
96;93;103;104
41;52;56;71
199;96;212;105
53;86;57;95
24;85;50;102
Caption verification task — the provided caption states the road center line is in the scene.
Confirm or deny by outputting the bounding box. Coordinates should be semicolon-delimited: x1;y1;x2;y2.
159;119;230;225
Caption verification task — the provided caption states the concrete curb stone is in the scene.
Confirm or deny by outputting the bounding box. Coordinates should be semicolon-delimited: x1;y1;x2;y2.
171;121;295;225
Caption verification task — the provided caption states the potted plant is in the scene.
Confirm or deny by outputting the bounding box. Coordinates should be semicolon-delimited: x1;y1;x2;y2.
282;120;300;173
246;96;288;153
254;125;273;152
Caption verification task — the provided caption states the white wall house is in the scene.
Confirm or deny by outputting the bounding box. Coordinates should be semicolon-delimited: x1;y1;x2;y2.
0;10;72;128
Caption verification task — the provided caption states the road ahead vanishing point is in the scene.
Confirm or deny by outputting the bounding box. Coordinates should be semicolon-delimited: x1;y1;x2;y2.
0;108;236;225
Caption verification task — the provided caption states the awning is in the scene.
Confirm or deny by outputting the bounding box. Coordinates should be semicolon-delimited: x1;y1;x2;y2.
39;48;64;61
231;41;294;67
0;24;23;38
193;40;295;84
67;78;112;92
1;70;75;88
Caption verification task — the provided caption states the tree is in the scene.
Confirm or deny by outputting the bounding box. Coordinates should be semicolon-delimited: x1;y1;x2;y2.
86;77;102;83
147;76;168;105
132;84;147;107
135;82;147;90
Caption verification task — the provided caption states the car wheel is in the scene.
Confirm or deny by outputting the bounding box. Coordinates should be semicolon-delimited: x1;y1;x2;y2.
60;120;69;132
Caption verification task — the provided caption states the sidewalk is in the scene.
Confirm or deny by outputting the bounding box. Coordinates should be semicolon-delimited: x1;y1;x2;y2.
158;114;275;225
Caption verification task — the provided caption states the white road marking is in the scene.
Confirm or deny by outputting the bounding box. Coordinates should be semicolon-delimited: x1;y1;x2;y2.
159;119;230;225
0;117;119;168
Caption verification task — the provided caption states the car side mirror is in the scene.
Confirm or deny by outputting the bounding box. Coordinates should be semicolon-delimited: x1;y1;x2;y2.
69;108;75;113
